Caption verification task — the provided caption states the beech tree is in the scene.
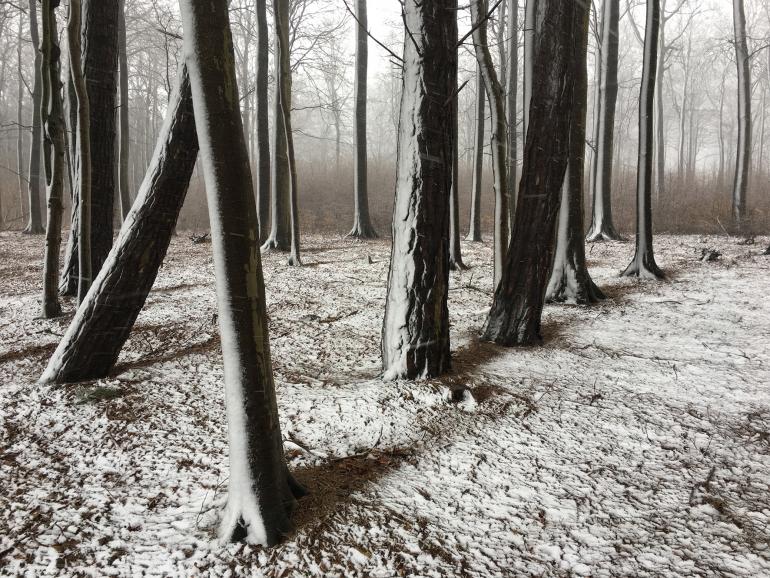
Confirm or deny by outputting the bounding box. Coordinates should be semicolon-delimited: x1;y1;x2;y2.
179;0;304;544
522;0;536;137
506;0;518;227
255;0;270;243
382;0;456;380
482;0;577;346
449;59;466;270
466;65;485;243
622;0;664;279
732;0;750;230
24;0;44;235
117;0;131;220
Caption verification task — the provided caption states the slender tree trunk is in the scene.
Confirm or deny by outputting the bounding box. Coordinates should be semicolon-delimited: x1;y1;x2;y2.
118;0;132;220
24;0;45;235
718;73;726;191
17;14;26;223
348;0;377;239
506;0;518;231
255;0;270;243
586;0;623;242
482;0;576;346
449;63;466;270
262;0;291;251
41;64;198;384
655;5;666;203
382;0;456;380
60;75;80;296
179;0;304;544
758;88;766;177
522;0;536;139
466;65;485;243
41;0;65;318
622;0;664;279
732;0;750;230
545;4;603;305
471;0;509;290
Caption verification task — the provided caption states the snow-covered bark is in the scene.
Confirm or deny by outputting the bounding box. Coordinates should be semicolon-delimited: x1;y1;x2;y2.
179;0;303;545
24;0;44;235
348;0;377;239
382;0;456;380
482;0;575;346
40;64;198;384
732;0;750;230
255;0;270;243
586;0;623;242
622;0;664;280
470;0;509;289
545;3;604;305
118;0;132;221
466;65;484;243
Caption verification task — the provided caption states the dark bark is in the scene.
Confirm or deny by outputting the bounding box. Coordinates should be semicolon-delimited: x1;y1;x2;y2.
255;0;270;244
482;0;576;346
732;0;750;230
545;4;604;304
466;66;484;243
522;0;536;138
622;0;664;279
118;0;131;220
179;0;303;545
24;0;45;235
382;0;456;380
348;0;377;239
506;0;518;232
586;0;624;242
40;64;198;384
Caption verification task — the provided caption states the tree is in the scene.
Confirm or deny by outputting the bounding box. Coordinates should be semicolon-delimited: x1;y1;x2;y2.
381;0;456;380
348;0;377;239
586;0;624;242
118;0;131;220
24;0;44;235
506;0;518;230
40;64;198;384
482;0;577;346
466;65;485;243
178;0;304;544
16;11;25;225
471;0;509;289
546;2;604;304
40;0;65;318
255;0;270;243
522;0;536;138
732;0;750;230
622;0;664;279
449;60;466;270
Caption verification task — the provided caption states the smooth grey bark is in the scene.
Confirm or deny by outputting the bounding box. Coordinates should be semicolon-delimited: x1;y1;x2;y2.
522;0;536;138
41;64;198;384
348;0;377;239
732;0;750;230
16;13;25;223
471;0;509;289
382;0;456;380
262;0;291;251
59;75;80;297
466;65;484;243
179;0;303;545
255;0;270;243
118;0;131;220
655;1;666;203
586;0;623;242
482;0;576;346
622;0;664;279
24;0;45;235
506;0;518;231
41;0;65;318
545;4;604;305
449;64;466;271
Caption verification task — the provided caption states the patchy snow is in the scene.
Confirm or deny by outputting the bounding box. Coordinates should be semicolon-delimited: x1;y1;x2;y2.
1;231;769;576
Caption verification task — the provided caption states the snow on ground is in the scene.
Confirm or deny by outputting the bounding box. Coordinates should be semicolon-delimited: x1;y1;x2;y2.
1;231;769;577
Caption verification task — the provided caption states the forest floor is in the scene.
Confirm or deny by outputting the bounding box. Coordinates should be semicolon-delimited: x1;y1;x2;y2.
1;231;769;577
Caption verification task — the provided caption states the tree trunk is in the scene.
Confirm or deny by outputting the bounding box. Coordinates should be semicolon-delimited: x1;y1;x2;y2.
622;0;664;279
24;0;45;235
255;0;270;243
348;0;377;239
655;6;666;203
16;13;26;223
718;71;726;191
466;65;484;243
471;0;509;290
118;0;132;220
545;4;603;305
179;0;304;544
732;0;750;230
449;64;466;271
382;0;456;380
506;0;518;231
482;0;576;346
41;64;198;384
262;0;291;251
586;0;623;242
41;0;65;318
522;0;536;139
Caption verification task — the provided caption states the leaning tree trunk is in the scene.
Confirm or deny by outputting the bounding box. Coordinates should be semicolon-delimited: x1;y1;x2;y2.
118;0;132;220
732;0;750;230
471;0;509;290
506;0;518;231
466;65;485;243
179;0;304;545
522;0;536;138
482;0;576;346
262;0;291;251
382;0;456;380
24;0;45;235
40;64;198;384
586;0;623;242
449;64;466;270
545;4;604;304
255;0;270;243
622;0;664;279
40;0;65;318
348;0;377;239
